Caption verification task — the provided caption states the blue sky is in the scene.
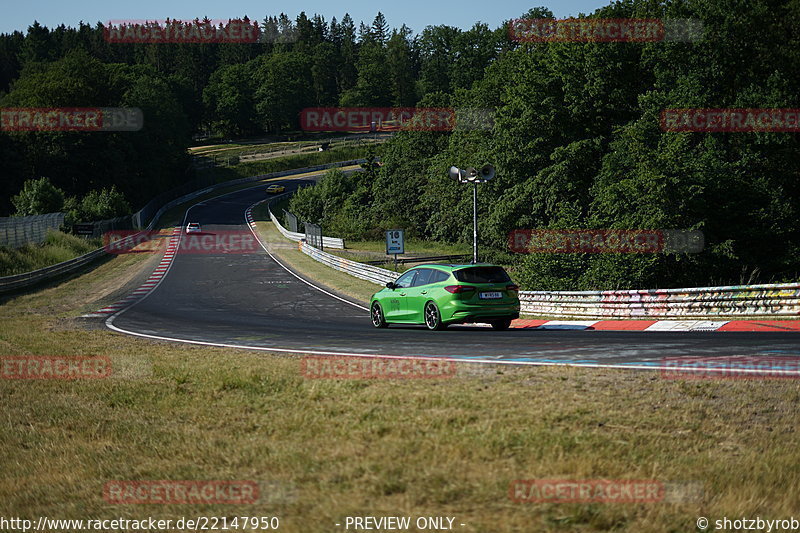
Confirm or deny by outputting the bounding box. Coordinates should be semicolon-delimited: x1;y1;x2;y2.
3;0;611;35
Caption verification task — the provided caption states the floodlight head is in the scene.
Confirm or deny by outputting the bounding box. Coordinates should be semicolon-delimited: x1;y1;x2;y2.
450;164;496;183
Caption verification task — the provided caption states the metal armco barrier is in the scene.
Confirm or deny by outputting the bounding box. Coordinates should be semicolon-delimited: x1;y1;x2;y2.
519;283;800;318
0;232;147;294
266;194;346;249
294;237;800;318
300;242;397;285
0;248;108;293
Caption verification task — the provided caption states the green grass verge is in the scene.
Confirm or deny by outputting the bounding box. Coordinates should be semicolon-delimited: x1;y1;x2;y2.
339;239;471;256
3;168;798;531
199;145;376;184
325;239;472;273
249;211;379;304
0;231;102;277
191;137;383;159
1;213;798;532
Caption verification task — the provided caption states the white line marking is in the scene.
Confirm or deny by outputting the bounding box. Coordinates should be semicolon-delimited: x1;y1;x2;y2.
105;172;345;323
104;320;786;374
101;321;667;370
244;204;369;312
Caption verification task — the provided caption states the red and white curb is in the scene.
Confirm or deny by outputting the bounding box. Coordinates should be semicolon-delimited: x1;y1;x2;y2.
82;227;181;317
245;208;258;230
512;319;800;332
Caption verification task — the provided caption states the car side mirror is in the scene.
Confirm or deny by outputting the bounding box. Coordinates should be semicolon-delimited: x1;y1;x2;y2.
386;282;396;290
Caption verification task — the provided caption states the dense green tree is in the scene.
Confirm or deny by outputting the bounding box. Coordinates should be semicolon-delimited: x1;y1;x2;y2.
386;27;417;106
448;23;499;91
416;25;461;96
339;42;392;107
1;51;192;210
371;13;389;45
203;63;258;137
335;14;358;93
18;21;55;65
311;42;340;105
12;177;65;215
65;185;130;222
0;31;24;92
253;52;313;132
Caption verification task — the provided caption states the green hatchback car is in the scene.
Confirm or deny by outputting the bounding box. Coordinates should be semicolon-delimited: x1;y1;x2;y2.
370;264;520;330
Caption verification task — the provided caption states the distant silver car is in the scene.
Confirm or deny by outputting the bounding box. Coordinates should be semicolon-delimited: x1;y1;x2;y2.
185;222;201;234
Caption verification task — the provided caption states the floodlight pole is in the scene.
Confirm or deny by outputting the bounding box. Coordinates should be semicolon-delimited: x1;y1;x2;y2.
450;164;495;265
472;183;478;264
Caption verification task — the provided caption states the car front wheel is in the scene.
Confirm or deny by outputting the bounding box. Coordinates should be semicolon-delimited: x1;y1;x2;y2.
371;302;388;328
424;301;446;331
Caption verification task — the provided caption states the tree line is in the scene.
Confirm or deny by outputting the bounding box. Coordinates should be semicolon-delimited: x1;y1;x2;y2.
0;11;508;217
3;2;800;289
289;1;800;289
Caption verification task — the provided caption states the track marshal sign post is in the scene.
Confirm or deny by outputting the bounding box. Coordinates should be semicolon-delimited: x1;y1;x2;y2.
386;229;404;271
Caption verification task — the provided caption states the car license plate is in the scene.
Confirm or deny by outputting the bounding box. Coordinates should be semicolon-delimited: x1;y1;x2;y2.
479;291;503;299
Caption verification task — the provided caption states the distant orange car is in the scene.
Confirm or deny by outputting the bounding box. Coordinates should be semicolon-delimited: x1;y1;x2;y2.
266;184;286;194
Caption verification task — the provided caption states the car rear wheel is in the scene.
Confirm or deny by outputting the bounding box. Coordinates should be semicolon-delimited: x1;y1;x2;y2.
424;302;446;331
490;319;512;331
371;302;388;328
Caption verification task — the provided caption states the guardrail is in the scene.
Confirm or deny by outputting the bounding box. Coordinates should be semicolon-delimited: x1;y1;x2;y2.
292;240;800;318
299;242;397;285
268;214;345;249
0;248;108;293
0;232;145;294
0;160;365;294
519;283;800;318
265;193;349;249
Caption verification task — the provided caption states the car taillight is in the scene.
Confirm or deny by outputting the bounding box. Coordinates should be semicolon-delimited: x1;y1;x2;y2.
444;285;476;294
506;284;519;292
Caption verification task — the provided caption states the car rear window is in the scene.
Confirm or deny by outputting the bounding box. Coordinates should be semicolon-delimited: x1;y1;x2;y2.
453;266;511;284
430;269;450;283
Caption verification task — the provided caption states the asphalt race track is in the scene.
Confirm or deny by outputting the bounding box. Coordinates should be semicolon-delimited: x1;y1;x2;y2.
107;175;800;371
